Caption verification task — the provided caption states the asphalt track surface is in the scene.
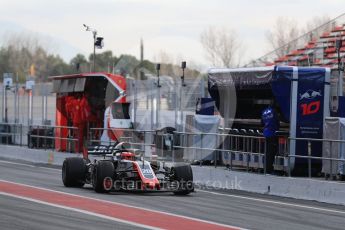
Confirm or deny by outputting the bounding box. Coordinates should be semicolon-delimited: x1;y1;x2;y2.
0;194;145;230
0;159;345;230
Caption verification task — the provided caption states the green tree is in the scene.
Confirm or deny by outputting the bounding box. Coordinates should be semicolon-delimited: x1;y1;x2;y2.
89;50;118;72
0;42;72;82
69;54;89;73
114;54;140;77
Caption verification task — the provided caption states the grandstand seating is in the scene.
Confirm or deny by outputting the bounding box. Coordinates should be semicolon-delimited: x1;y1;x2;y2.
274;24;345;69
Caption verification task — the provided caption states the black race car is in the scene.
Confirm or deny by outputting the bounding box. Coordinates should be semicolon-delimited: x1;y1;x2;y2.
62;142;194;195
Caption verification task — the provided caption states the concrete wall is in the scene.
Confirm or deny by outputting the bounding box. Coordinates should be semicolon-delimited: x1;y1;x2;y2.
192;166;345;205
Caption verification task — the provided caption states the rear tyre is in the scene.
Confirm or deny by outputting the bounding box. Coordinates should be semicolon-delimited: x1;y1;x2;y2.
171;164;194;195
62;157;86;187
92;160;114;193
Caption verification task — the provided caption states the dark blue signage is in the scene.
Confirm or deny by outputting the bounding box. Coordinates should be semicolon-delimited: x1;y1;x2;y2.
273;67;328;172
296;69;326;168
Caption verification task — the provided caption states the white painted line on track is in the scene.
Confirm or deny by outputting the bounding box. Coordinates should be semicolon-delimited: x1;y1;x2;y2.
0;192;160;230
0;179;243;230
197;189;345;215
0;160;61;172
0;160;35;168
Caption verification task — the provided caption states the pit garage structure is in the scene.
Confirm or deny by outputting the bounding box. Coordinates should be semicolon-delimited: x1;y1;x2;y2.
51;72;130;155
208;66;330;174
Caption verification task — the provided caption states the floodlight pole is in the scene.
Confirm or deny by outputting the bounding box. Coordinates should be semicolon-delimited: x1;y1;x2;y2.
179;61;186;131
1;82;4;122
156;64;161;129
93;30;96;72
14;73;19;123
4;84;8;123
83;24;97;72
28;87;33;125
336;39;343;97
156;64;161;88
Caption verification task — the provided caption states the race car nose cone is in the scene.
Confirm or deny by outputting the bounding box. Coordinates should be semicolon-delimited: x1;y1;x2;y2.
145;182;155;189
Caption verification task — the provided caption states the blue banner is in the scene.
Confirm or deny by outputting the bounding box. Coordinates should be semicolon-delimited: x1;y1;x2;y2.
273;67;327;172
295;68;326;171
296;68;325;140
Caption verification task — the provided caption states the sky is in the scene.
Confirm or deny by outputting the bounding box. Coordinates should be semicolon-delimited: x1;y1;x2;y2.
0;0;344;70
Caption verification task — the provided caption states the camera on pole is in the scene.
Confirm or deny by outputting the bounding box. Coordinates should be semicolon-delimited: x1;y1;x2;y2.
156;63;161;88
3;73;13;90
95;37;104;49
181;61;186;87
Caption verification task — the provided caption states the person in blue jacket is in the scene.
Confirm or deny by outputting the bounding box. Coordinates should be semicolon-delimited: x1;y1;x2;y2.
261;103;280;174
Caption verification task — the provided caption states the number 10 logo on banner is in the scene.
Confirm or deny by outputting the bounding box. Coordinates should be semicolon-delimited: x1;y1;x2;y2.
300;101;320;116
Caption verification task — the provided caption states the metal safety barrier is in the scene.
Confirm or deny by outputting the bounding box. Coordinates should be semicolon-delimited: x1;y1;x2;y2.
0;122;23;146
88;128;157;160
287;137;345;179
87;127;290;174
0;122;80;153
3;122;345;180
28;125;79;153
172;129;289;174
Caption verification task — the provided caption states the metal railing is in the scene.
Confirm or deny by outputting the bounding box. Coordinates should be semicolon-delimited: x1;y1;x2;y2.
2;122;345;180
173;131;345;180
0;122;80;153
287;137;345;179
28;125;79;152
88;127;156;148
172;130;288;173
0;122;23;146
87;127;290;174
88;127;157;160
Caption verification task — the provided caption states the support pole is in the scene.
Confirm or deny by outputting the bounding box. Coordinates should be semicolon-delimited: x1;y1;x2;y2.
336;39;343;97
1;84;4;122
179;61;186;132
28;89;33;125
4;85;8;123
14;74;19;123
93;31;96;72
133;79;137;128
156;64;161;129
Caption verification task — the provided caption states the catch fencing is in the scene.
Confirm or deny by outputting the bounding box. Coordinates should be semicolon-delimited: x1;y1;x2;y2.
0;122;79;152
2;123;345;180
126;77;205;130
0;83;56;125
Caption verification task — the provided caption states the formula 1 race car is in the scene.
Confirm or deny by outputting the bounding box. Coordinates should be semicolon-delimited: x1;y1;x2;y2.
62;142;194;195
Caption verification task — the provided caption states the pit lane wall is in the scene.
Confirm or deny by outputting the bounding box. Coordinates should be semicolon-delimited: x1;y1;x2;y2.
1;145;345;206
192;166;345;205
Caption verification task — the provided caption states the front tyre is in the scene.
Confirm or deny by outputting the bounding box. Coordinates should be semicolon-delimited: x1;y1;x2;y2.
62;157;86;187
92;160;114;193
171;164;194;195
